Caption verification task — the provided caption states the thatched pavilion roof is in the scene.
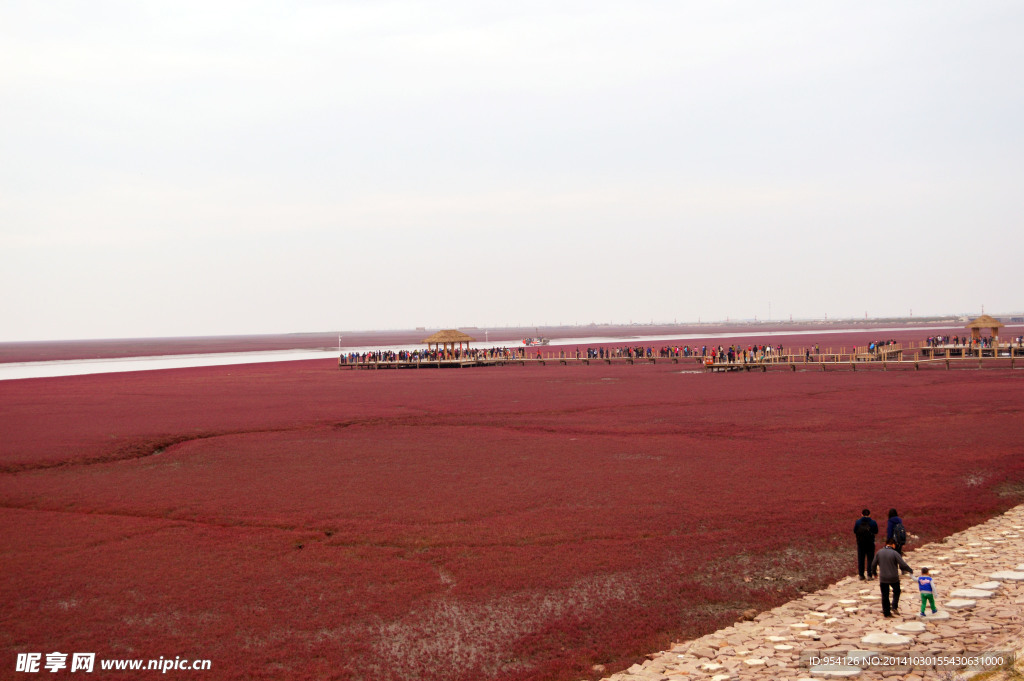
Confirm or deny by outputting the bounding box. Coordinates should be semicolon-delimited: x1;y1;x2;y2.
966;314;1004;330
422;329;477;344
966;314;1005;339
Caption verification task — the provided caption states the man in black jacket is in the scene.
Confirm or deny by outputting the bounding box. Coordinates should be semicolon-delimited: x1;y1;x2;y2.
854;509;879;580
870;541;914;617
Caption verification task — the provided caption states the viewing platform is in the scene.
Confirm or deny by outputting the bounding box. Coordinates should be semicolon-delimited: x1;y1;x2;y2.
339;319;1023;372
338;342;1023;372
705;341;1024;373
918;342;1020;358
340;355;695;370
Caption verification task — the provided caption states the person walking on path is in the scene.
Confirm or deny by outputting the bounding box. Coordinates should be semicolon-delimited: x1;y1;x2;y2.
854;509;879;580
918;567;938;617
870;540;913;617
887;508;907;554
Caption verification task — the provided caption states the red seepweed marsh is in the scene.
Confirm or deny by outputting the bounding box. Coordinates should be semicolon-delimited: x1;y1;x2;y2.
2;355;1023;680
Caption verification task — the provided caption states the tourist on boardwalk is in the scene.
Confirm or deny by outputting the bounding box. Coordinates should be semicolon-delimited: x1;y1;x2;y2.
854;509;878;580
918;567;938;617
887;508;907;554
870;540;913;617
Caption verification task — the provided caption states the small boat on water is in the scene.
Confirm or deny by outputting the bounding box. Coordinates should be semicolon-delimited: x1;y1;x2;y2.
522;337;550;346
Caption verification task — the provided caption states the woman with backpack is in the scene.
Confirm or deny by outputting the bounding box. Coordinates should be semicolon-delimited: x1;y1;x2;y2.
887;508;907;554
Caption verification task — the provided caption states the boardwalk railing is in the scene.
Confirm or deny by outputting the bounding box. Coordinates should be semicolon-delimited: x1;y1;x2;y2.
338;342;1024;372
339;355;701;370
706;343;1024;373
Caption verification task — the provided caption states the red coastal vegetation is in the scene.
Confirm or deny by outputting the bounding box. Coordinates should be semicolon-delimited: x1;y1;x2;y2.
1;354;1023;681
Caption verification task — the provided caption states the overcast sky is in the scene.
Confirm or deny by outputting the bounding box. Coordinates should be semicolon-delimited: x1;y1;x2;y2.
2;2;1022;341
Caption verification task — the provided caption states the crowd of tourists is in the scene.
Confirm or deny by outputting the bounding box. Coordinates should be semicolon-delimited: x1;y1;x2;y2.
569;345;699;360
925;334;964;346
706;343;785;364
924;334;996;347
925;335;1023;349
867;339;899;353
339;342;795;365
339;333;1024;366
339;346;528;364
554;343;786;364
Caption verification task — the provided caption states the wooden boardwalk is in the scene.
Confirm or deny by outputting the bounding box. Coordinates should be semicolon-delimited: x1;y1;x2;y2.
339;356;694;370
705;357;1021;372
339;353;1022;372
918;343;1020;358
692;341;1021;373
339;341;1024;372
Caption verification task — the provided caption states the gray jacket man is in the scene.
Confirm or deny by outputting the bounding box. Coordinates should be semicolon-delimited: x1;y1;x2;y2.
870;542;913;616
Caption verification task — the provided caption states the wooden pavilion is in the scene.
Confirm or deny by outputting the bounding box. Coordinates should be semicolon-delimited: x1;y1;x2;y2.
422;329;477;355
966;314;1004;340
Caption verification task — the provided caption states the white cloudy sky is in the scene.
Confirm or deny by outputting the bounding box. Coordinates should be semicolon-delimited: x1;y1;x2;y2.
2;2;1022;341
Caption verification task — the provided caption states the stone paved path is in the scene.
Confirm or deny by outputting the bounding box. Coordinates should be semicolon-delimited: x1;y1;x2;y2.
600;504;1024;680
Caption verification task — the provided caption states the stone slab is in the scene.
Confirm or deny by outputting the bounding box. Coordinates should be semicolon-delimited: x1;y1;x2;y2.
860;632;912;646
950;588;994;598
972;581;1001;590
